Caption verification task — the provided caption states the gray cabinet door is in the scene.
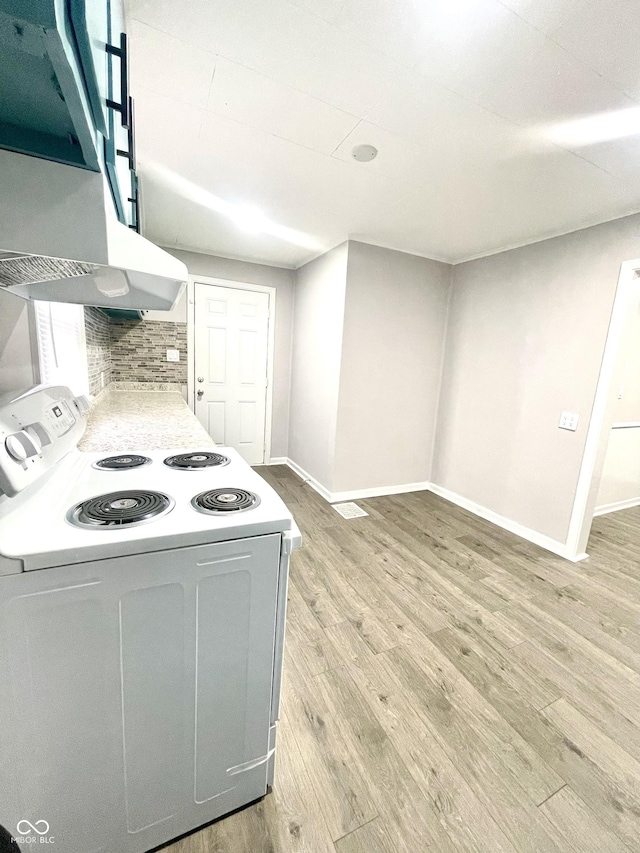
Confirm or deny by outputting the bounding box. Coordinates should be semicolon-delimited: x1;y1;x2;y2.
0;534;281;853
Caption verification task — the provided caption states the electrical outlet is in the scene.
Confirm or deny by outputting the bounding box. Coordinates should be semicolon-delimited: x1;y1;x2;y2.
166;349;180;363
559;411;579;431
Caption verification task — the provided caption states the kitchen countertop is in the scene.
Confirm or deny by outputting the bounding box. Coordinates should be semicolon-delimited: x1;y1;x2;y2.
78;389;215;453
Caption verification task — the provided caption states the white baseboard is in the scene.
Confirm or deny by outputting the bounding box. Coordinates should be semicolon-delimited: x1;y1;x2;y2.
280;460;586;562
428;483;588;563
329;481;432;502
284;459;430;503
265;457;288;466
593;497;640;517
285;458;333;501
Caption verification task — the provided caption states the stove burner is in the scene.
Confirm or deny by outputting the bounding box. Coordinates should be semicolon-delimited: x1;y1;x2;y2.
67;490;174;529
191;488;259;514
164;452;230;470
93;454;152;471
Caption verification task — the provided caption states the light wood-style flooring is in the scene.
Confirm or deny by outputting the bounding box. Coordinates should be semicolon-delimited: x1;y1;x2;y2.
167;466;640;852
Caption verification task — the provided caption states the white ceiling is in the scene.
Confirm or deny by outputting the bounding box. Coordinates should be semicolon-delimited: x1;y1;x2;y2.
126;0;640;268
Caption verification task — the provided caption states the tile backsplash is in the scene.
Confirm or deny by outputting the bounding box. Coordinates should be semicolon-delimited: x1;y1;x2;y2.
84;307;111;396
109;317;187;384
84;309;187;396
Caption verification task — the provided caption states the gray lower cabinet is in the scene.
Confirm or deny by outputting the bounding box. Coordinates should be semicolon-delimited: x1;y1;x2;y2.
0;534;281;852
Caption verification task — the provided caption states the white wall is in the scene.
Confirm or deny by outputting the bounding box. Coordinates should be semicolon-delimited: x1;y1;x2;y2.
332;241;450;492
165;248;295;459
433;213;640;546
288;244;348;488
595;274;640;513
0;290;38;396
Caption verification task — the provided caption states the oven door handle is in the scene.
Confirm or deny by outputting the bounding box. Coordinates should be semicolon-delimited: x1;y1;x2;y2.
270;524;301;724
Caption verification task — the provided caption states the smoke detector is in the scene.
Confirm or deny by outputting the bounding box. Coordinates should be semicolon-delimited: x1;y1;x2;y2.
351;144;378;162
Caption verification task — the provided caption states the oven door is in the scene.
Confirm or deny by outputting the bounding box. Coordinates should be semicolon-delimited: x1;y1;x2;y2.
0;533;281;853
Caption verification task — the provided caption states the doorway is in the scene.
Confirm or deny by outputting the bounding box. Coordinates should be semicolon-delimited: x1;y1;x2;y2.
189;278;275;465
566;258;640;559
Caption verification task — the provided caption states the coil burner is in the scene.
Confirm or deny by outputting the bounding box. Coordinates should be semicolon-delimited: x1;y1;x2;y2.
163;452;230;470
67;490;174;529
191;488;260;514
93;454;152;471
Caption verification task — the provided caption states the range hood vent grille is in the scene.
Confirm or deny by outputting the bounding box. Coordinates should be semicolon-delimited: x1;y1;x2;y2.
0;254;98;288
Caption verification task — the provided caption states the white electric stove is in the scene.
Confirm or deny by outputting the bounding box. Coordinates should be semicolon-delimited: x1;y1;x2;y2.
0;385;300;853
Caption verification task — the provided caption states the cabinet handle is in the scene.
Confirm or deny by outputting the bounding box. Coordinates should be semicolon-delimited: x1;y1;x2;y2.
127;172;140;233
116;97;136;169
106;32;130;127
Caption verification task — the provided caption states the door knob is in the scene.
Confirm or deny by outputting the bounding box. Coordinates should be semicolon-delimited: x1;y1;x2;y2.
197;376;204;383
197;390;204;399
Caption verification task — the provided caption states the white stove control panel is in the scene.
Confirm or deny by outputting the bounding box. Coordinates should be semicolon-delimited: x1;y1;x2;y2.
43;399;77;437
0;385;87;497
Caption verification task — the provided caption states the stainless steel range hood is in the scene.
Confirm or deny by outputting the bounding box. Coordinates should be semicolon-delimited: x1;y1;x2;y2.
0;149;187;310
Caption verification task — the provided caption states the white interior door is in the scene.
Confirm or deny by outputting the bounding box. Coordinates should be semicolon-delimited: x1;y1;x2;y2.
194;282;270;465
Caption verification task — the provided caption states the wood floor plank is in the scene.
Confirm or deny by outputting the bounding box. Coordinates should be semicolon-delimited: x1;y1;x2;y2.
391;563;526;650
458;533;575;598
322;619;378;664
376;510;499;583
527;588;640;676
563;577;640;641
267;707;337;853
503;606;640;759
383;641;564;805
538;786;631;853
347;649;567;853
428;611;640;850
282;649;379;841
429;624;561;712
344;654;520;853
289;549;349;628
542;699;640;849
356;553;451;637
333;817;403;853
285;582;345;676
322;518;403;563
316;663;461;852
506;597;640;694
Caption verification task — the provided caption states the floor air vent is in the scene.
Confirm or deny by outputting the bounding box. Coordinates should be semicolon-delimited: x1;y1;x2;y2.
332;502;368;519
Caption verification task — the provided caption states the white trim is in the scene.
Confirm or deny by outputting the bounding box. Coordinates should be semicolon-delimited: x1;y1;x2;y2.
259;457;288;466
164;243;297;270
292;239;348;270
330;481;432;503
285;457;427;503
594;497;640;517
295;238;451;272
612;422;640;429
286;458;334;501
428;483;587;563
35;301;90;397
340;237;451;266
187;274;276;465
186;277;195;409
280;459;589;561
166;211;640;271
565;259;640;560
